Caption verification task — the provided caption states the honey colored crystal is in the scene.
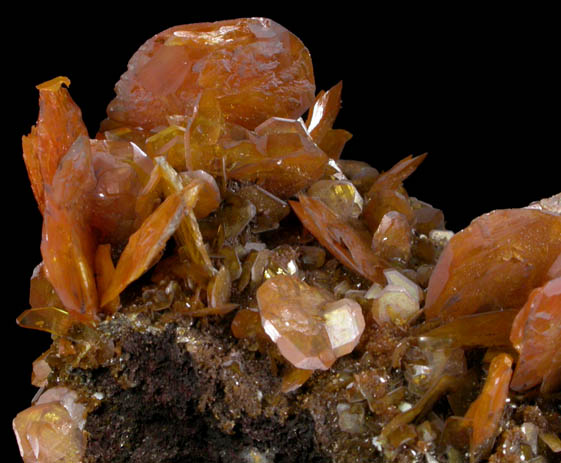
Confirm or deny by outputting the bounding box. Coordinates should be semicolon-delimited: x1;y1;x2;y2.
100;190;186;307
371;211;413;264
106;18;315;131
464;353;513;463
425;208;561;321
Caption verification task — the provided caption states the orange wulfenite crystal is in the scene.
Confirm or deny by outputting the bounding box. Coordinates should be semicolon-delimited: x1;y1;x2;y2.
510;276;561;393
106;18;315;131
101;190;186;307
464;353;513;463
41;136;98;322
22;77;88;214
425;208;561;321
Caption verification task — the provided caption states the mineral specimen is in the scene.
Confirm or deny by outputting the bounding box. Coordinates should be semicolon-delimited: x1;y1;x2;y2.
14;16;561;463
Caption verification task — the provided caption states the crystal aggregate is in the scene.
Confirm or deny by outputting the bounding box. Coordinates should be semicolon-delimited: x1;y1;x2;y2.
13;16;561;463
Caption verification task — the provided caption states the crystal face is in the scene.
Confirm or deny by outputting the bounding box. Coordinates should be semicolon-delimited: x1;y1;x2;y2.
323;298;365;357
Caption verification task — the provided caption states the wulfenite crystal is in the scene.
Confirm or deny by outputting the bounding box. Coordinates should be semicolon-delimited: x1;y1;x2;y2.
256;275;365;370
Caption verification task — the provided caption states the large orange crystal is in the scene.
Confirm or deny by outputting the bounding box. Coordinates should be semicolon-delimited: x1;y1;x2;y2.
510;276;561;393
425;208;561;321
22;77;88;214
41;136;98;322
106;18;315;131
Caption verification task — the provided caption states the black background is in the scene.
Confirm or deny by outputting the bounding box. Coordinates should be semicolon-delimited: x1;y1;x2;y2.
5;6;558;460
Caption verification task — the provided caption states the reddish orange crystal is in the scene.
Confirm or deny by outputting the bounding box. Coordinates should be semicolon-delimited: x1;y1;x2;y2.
425;208;561;321
290;194;389;284
100;190;186;307
362;154;426;233
41;136;98;322
464;353;513;463
22;77;88;214
106;18;315;131
510;276;561;393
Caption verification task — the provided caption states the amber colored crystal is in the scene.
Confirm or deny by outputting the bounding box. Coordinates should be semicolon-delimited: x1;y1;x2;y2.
366;154;427;198
183;87;329;198
307;179;363;220
237;185;290;233
371;211;413;264
290;194;389;284
381;374;463;445
94;244;119;314
145;125;187;171
231;309;265;340
41;136;98;322
306;82;342;143
304;81;352;159
227;117;329;198
106;18;315;131
13;402;84;463
411;199;445;235
362;154;426;233
363;189;414;234
16;307;73;337
281;368;314;393
207;266;232;309
29;263;63;309
155;158;216;278
101;190;186;307
418;309;518;350
22;77;88;214
425;209;561;321
180;170;221;219
337;160;379;196
510;277;561;393
464;353;513;463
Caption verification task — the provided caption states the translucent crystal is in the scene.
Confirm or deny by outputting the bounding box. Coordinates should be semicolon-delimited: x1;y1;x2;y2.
323;298;365;357
100;190;186;306
291;194;388;284
13;387;86;463
371;211;413;264
337;402;366;434
256;275;336;370
307;179;363;220
371;285;420;326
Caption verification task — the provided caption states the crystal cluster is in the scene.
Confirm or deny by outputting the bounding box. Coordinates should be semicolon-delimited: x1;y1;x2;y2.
14;16;561;463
